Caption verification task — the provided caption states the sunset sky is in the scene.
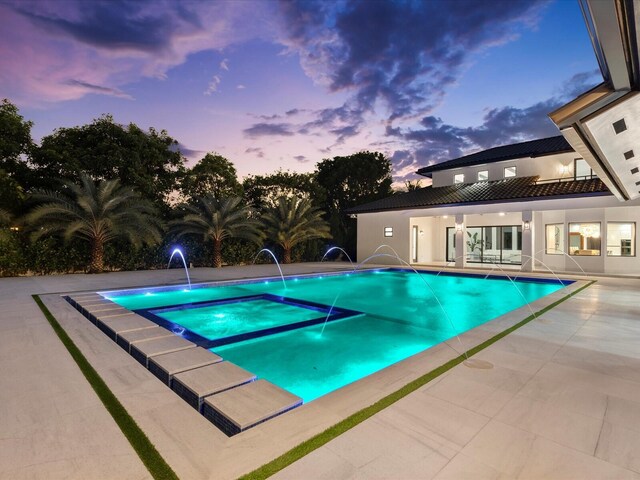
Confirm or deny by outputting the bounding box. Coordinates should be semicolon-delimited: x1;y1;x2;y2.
0;0;599;184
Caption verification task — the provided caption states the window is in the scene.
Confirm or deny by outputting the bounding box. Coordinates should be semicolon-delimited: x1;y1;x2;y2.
624;150;634;160
632;167;639;175
607;222;635;256
574;158;593;180
412;225;418;262
545;224;564;255
504;166;516;178
477;170;488;181
384;227;393;237
454;173;464;184
613;118;627;134
568;223;601;256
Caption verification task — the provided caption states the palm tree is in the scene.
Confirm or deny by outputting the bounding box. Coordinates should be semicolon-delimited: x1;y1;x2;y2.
404;179;422;191
25;175;162;273
262;196;331;264
171;195;262;268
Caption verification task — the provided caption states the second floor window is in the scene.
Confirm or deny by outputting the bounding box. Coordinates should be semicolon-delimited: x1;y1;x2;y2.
504;166;516;178
454;173;464;184
477;170;488;181
574;158;593;179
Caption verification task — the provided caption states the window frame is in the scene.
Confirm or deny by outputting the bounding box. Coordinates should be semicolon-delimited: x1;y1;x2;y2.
606;221;636;257
464;225;522;265
544;223;564;255
411;225;419;262
568;222;602;256
446;227;456;262
504;166;516;178
453;173;464;184
477;170;489;181
384;226;393;237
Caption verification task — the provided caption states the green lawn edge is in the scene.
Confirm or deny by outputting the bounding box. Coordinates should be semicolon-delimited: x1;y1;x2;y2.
32;294;179;480
240;280;596;480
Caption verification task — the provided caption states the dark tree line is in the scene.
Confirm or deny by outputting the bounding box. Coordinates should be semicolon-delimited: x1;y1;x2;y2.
0;99;394;275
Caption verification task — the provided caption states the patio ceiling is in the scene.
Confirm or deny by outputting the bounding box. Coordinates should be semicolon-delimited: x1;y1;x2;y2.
549;0;640;202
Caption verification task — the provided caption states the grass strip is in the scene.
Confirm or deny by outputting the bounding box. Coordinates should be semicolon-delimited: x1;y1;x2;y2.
32;295;179;480
241;280;596;480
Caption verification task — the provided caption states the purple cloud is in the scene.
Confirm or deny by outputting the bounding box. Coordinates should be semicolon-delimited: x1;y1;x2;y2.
65;79;132;99
0;0;270;104
277;0;549;129
243;123;295;138
245;147;265;158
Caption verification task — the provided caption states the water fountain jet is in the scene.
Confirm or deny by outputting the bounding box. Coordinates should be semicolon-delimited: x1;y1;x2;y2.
253;248;287;289
168;247;192;291
320;246;354;266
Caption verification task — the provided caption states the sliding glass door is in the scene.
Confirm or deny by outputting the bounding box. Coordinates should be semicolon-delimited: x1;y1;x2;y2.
462;225;522;265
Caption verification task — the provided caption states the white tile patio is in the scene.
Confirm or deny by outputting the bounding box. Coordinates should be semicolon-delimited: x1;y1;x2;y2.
1;264;640;479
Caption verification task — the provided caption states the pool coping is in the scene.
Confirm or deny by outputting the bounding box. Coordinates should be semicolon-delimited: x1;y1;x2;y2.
39;266;591;480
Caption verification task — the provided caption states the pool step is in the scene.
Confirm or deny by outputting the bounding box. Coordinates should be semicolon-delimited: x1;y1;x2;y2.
95;313;153;340
148;347;222;386
84;305;132;324
130;335;196;367
66;293;105;307
203;379;302;436
116;326;174;352
172;361;256;411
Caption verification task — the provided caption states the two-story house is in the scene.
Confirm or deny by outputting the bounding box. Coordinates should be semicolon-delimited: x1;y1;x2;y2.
347;135;640;275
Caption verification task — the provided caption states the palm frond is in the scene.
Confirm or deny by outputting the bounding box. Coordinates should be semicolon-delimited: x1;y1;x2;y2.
262;196;331;251
25;174;162;255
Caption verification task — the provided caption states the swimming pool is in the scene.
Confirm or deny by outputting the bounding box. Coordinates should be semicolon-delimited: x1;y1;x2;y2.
105;269;567;402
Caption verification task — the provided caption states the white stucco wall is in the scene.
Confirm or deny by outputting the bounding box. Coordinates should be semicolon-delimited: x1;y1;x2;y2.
430;152;579;187
356;211;410;265
356;195;640;274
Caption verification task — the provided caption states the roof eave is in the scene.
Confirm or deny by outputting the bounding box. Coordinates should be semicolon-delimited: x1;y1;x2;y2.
348;190;613;215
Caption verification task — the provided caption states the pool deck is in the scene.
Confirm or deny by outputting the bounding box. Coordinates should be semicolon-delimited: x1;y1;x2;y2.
1;263;640;479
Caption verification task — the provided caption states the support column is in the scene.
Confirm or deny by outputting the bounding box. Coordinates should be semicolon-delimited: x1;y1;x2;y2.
454;214;465;268
521;210;533;272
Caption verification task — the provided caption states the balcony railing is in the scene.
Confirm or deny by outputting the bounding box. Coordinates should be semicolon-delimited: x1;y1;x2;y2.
535;173;598;184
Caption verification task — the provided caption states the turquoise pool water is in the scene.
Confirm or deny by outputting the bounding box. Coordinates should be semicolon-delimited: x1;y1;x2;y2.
106;270;565;402
158;298;323;341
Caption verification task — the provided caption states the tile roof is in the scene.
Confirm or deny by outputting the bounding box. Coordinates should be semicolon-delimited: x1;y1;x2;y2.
416;135;573;176
347;176;611;214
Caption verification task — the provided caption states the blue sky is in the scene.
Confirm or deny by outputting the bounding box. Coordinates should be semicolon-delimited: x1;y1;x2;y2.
0;0;599;184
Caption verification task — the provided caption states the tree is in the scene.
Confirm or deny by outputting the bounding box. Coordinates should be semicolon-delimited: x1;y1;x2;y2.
25;175;163;273
315;151;393;254
171;195;262;268
243;170;323;211
0;169;25;215
0;99;34;189
181;153;242;200
404;179;422;191
261;196;331;264
0;207;11;227
31;115;185;208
